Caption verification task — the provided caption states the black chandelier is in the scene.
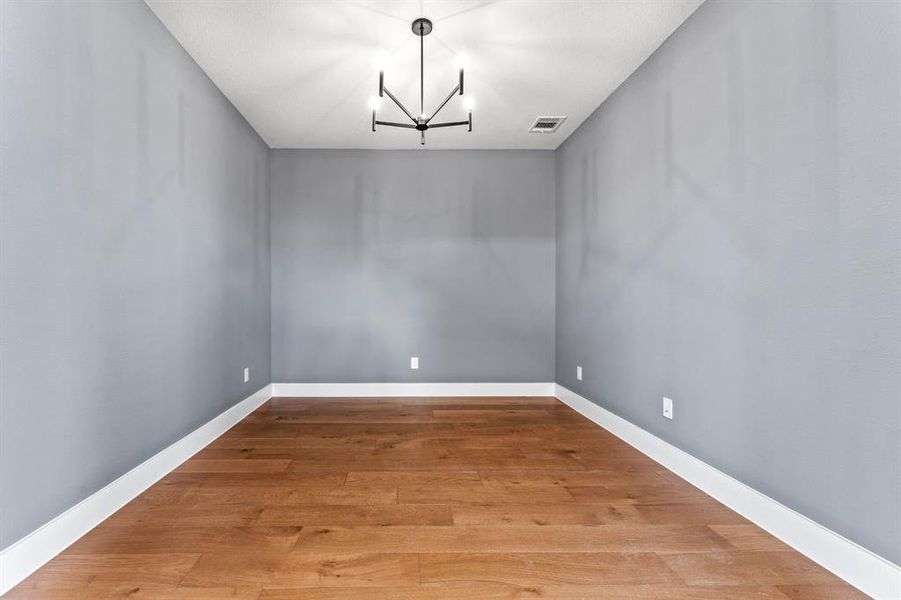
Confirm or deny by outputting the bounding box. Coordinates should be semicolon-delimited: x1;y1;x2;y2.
371;17;472;145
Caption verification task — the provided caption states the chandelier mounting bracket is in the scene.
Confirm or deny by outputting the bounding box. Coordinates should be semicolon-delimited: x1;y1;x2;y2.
411;17;433;36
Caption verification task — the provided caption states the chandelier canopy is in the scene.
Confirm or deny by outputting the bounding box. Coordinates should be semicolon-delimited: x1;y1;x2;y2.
371;17;472;145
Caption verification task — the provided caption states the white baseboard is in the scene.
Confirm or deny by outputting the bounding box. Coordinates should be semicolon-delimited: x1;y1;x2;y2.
271;382;556;397
554;384;901;600
0;384;273;596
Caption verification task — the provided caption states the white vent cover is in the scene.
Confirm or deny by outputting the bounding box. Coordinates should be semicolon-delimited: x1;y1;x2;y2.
528;116;567;133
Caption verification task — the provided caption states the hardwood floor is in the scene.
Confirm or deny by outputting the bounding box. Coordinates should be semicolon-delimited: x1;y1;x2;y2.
9;396;865;599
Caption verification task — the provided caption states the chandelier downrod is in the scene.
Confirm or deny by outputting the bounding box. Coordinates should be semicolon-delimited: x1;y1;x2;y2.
372;17;472;145
420;19;424;123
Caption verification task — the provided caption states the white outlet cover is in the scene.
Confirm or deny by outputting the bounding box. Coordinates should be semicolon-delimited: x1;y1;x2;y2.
663;397;674;419
243;367;250;383
410;357;419;370
576;366;582;381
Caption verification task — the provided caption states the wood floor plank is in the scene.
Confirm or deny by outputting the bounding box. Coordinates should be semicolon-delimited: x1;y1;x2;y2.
478;468;670;487
287;451;582;472
399;481;577;504
564;483;703;503
345;470;481;485
160;471;348;487
384;435;549;450
709;524;795;552
181;551;419;587
209;435;378;450
660;551;845;586
776;583;869;599
142;483;398;506
8;396;856;597
633;501;750;525
291;524;731;554
419;552;680;586
5;585;262;599
256;504;454;527
242;414;441;424
17;554;201;588
430;409;552;420
450;502;642;526
66;525;302;554
105;502;266;527
258;584;793;599
175;459;291;473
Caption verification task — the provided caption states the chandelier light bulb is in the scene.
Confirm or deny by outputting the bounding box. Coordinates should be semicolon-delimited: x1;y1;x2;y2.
463;97;475;111
369;97;381;110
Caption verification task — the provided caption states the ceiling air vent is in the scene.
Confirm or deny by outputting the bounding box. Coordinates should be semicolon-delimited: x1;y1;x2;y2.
529;116;567;133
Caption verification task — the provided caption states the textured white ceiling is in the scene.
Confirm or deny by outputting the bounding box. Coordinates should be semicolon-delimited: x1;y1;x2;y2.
146;0;703;149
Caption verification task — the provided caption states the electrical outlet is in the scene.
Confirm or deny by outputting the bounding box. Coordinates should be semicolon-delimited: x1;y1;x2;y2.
663;397;673;420
576;365;582;381
243;367;250;383
410;356;419;370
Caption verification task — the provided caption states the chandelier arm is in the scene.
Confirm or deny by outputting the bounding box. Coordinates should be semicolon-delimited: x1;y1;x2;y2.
428;120;470;128
375;120;418;129
425;83;461;124
382;86;418;124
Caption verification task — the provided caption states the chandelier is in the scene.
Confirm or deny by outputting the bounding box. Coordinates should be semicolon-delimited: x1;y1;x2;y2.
370;17;472;145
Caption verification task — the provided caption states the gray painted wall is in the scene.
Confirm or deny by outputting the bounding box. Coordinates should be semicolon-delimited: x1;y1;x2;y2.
270;150;555;383
0;0;270;548
556;0;901;563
